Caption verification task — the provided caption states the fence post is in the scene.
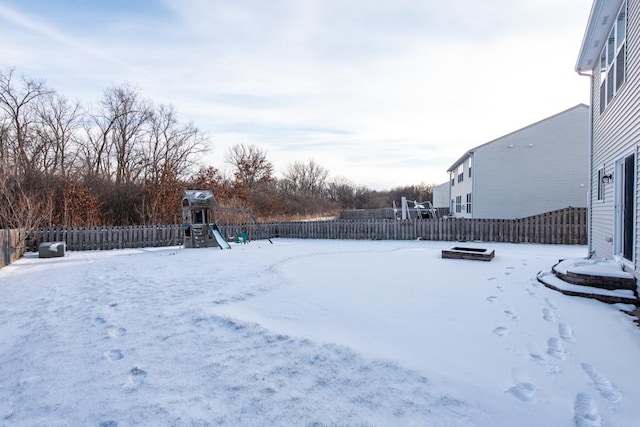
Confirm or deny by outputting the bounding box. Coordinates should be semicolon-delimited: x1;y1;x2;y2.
3;228;8;268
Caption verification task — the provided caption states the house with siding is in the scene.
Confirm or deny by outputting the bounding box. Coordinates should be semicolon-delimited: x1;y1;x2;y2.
576;0;639;271
432;181;450;214
446;105;589;219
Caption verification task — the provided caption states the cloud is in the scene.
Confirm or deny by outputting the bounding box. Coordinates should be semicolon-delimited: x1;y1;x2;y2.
0;0;592;189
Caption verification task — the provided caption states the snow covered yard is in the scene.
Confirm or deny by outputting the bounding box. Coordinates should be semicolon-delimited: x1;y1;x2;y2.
1;239;639;426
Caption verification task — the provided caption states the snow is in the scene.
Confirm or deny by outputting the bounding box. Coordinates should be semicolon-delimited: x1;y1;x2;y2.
554;258;635;279
1;239;640;426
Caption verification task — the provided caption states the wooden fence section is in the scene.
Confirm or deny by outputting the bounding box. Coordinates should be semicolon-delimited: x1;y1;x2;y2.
250;207;587;245
33;207;587;251
36;225;183;251
1;228;27;268
340;208;395;220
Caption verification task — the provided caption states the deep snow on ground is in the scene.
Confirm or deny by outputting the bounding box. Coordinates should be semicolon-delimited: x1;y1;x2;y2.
1;239;639;426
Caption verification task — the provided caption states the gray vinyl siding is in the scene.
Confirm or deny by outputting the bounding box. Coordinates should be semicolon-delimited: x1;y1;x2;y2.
590;0;640;266
432;181;450;209
449;154;473;218
469;106;589;219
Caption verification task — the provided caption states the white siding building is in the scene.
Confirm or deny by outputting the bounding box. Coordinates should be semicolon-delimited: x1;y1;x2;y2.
432;181;450;213
447;105;590;219
576;0;640;273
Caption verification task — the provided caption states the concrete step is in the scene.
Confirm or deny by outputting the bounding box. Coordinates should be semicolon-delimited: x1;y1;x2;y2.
537;270;639;306
551;258;637;291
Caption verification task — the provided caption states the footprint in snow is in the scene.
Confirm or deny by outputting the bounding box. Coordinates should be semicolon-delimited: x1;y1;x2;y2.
507;382;537;403
558;323;576;342
492;326;509;336
107;327;127;338
486;296;498;302
542;308;556;322
504;309;519;321
528;345;560;374
581;363;622;403
487;277;498;281
526;288;537;297
123;367;147;391
545;298;559;310
106;349;124;361
547;337;566;360
99;421;119;427
574;392;601;427
94;316;107;325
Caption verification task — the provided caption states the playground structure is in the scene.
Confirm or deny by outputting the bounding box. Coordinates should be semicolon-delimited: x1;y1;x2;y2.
393;197;438;220
181;190;259;249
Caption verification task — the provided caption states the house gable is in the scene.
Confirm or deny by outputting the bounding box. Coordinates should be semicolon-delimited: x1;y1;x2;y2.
447;105;589;219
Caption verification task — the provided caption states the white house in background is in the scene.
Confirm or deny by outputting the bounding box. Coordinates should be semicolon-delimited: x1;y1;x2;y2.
576;1;639;271
432;181;450;213
446;104;590;219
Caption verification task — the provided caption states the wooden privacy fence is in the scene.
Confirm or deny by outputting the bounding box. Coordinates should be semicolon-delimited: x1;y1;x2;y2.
254;207;587;245
33;207;586;251
35;225;184;251
1;228;27;268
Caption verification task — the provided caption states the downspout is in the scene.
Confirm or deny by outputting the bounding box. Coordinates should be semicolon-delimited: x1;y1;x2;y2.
578;69;594;257
447;170;452;217
470;151;475;219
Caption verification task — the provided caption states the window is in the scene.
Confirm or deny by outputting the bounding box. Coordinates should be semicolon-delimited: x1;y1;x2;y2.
468;158;472;178
451;172;455;187
600;1;626;113
466;193;472;213
455;195;462;213
597;167;604;201
457;164;464;183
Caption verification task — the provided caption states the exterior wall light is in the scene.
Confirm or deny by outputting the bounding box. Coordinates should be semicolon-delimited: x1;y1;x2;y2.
601;173;613;184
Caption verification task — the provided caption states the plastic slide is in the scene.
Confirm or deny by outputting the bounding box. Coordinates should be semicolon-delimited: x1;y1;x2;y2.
209;224;231;250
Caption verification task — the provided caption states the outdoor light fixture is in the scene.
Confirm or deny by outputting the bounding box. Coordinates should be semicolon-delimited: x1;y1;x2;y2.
601;173;613;184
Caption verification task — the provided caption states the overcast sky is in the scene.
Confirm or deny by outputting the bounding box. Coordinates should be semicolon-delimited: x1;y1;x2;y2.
0;0;592;190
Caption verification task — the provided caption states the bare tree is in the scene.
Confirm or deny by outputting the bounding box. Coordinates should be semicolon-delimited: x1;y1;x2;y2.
281;159;329;196
0;67;53;177
139;104;208;224
326;176;357;208
81;84;152;183
143;104;207;182
104;84;152;184
0;173;53;231
34;92;82;178
224;143;274;190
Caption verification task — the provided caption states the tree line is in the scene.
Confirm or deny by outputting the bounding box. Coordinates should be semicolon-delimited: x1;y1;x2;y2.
0;67;435;232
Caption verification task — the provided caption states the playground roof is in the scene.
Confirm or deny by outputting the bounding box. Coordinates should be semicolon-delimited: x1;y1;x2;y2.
182;190;217;208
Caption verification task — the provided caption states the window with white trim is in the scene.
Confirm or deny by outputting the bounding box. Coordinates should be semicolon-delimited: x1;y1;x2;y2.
466;193;472;213
600;1;626;113
468;158;472;178
455;195;462;213
457;164;464;183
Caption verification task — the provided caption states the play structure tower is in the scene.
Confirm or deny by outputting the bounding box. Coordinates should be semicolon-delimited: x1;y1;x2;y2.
181;190;230;249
